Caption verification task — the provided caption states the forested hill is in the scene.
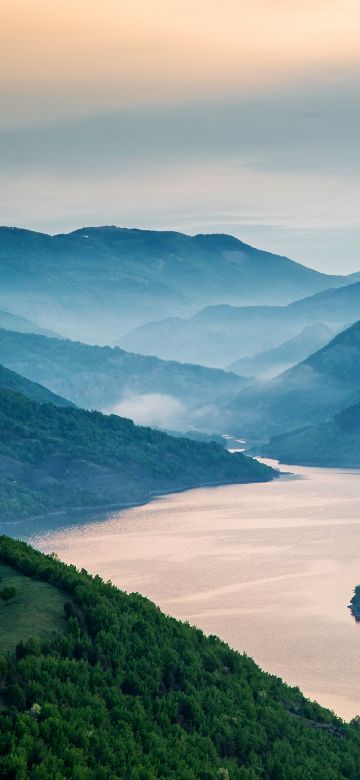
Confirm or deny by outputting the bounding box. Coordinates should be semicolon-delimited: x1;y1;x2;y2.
0;389;274;523
223;320;360;440
0;364;71;407
264;403;360;467
0;328;248;420
1;536;360;779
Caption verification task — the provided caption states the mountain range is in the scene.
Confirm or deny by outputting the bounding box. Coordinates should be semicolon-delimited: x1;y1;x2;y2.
0;225;351;344
120;281;360;367
0;328;248;429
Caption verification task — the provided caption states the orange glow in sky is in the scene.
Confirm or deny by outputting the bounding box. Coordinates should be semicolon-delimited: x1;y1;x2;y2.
2;0;360;125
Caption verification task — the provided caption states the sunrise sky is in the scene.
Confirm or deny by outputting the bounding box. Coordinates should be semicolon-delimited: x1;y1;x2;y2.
1;0;359;271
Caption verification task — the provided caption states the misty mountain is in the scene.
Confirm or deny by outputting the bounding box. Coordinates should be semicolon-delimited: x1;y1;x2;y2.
0;364;71;407
0;308;58;338
222;320;360;440
228;323;334;378
264;403;360;467
0;329;248;429
121;281;360;367
0;225;350;343
0;389;275;522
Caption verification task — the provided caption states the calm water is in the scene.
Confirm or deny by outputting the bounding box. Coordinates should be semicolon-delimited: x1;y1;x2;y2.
30;461;360;721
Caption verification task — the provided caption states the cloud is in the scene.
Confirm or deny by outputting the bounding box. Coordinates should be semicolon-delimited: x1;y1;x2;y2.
105;393;186;429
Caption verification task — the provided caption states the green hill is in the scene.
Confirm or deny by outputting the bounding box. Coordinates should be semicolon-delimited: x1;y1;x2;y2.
264;403;360;467
0;535;360;779
0;389;274;523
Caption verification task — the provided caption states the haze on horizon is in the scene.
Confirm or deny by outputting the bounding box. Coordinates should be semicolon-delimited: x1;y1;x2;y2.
1;0;360;273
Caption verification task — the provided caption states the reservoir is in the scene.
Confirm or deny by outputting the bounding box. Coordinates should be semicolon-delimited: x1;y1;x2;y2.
30;460;360;721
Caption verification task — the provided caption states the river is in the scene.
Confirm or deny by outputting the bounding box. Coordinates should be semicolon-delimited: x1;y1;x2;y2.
28;459;360;721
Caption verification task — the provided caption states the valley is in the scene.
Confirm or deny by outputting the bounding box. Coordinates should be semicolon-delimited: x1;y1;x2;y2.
3;3;360;775
1;223;360;778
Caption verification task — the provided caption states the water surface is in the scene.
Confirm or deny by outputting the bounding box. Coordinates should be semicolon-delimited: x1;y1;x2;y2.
31;461;360;721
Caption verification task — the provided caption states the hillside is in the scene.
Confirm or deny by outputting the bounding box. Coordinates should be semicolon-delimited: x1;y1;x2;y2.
0;363;71;407
0;328;248;428
264;403;360;467
228;324;334;378
0;389;274;523
0;225;348;343
1;536;360;779
222;321;360;440
121;282;360;367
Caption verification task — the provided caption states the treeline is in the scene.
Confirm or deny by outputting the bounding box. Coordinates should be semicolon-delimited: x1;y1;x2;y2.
1;536;360;778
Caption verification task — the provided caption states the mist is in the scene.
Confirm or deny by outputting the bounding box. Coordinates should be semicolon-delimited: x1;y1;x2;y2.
106;393;186;430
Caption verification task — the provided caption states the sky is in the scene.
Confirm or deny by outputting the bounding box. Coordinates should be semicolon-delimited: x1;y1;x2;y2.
1;0;359;272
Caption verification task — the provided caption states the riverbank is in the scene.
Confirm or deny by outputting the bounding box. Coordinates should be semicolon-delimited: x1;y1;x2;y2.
0;467;281;540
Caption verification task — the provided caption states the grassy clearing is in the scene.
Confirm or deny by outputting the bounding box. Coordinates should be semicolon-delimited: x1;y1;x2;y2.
0;562;66;655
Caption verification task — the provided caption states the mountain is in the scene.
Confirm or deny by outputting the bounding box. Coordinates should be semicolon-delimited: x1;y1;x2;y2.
0;364;71;407
228;323;334;378
0;225;350;343
0;389;274;522
0;308;58;337
222;320;360;441
348;271;360;283
0;328;248;429
120;282;360;367
263;403;360;467
1;537;360;779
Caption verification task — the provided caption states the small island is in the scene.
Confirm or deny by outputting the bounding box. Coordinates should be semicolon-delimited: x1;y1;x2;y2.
349;586;360;621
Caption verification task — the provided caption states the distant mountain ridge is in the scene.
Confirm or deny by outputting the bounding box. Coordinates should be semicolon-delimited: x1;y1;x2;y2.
0;328;248;429
121;281;360;367
228;323;334;378
0;308;58;338
222;320;360;440
0;225;352;343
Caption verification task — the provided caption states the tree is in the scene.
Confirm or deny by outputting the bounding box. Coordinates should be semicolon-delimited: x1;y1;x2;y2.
0;585;16;605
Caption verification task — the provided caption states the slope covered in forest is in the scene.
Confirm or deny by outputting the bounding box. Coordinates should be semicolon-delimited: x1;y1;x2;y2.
0;535;360;779
223;320;360;440
0;389;273;523
0;364;71;407
264;403;360;467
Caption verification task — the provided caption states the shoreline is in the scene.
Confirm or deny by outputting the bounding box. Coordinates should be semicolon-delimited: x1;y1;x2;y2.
0;469;284;539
